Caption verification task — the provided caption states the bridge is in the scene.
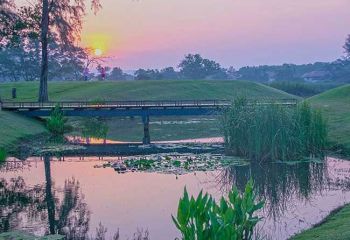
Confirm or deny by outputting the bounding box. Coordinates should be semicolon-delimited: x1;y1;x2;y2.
0;99;297;144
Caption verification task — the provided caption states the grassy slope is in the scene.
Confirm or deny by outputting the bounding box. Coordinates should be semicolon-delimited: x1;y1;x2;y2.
0;111;46;148
308;84;350;154
0;80;296;101
291;204;350;240
0;80;296;144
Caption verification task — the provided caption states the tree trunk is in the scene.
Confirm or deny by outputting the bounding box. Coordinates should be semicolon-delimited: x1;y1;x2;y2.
44;155;56;234
39;0;49;102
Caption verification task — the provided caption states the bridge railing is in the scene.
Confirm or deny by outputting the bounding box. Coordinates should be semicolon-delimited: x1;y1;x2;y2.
0;99;298;109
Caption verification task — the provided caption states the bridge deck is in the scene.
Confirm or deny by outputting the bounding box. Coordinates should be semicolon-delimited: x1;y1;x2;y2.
1;99;297;109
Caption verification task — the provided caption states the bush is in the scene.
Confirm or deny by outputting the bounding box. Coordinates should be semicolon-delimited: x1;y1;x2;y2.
46;105;67;136
268;81;338;97
172;180;263;240
81;117;109;141
222;98;327;162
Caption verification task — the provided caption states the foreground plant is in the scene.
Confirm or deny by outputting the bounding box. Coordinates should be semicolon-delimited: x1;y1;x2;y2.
173;180;264;240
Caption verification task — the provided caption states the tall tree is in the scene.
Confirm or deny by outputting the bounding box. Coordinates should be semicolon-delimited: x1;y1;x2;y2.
37;0;101;102
345;35;350;58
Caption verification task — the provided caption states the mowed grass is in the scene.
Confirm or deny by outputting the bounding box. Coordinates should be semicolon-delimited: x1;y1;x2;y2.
308;84;350;156
0;80;296;101
0;80;296;145
0;111;46;148
291;204;350;240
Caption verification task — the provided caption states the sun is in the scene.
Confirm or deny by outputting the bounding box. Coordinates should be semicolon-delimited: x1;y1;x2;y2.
94;48;103;56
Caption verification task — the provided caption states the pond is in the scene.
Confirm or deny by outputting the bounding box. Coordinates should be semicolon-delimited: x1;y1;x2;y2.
1;152;350;240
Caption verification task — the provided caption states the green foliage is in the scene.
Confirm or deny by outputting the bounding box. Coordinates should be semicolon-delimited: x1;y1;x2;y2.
173;180;263;240
268;81;338;97
0;148;7;163
46;105;67;136
81;117;109;140
223;98;328;162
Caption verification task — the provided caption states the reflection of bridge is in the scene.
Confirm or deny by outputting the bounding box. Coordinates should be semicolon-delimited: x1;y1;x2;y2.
0;99;297;144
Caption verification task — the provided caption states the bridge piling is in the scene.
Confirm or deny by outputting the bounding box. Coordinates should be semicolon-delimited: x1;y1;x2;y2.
142;115;151;144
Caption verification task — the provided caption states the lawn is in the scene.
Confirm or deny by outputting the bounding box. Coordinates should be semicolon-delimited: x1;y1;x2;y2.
0;110;46;148
0;80;296;101
308;84;350;156
291;204;350;240
0;80;296;144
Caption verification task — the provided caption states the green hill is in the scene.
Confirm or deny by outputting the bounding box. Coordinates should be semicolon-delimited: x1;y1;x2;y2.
308;84;350;156
0;80;296;101
0;111;46;148
0;80;296;147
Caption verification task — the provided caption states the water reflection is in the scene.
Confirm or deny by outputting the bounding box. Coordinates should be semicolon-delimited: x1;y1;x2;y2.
1;155;350;240
218;161;329;219
0;156;90;239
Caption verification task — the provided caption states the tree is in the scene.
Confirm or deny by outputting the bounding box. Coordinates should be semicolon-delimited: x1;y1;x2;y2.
37;0;101;102
0;0;17;43
178;53;226;80
135;68;162;80
109;67;124;80
345;35;350;58
160;67;179;79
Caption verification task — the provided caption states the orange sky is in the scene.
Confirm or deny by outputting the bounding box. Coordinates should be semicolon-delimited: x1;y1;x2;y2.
17;0;350;69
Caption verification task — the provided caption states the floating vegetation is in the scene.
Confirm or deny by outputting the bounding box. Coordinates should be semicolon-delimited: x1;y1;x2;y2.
95;153;249;175
34;145;86;155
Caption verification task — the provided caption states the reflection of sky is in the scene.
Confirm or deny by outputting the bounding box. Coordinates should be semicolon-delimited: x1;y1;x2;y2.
2;157;350;239
79;0;350;69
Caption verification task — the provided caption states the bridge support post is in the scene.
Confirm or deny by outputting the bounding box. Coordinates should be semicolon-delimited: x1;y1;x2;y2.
142;115;151;144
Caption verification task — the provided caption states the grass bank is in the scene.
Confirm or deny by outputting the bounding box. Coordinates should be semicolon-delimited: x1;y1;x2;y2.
291;204;350;240
0;110;46;149
308;84;350;157
0;80;296;101
0;80;296;143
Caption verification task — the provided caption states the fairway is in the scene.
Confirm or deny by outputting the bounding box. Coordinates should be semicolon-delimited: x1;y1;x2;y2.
0;80;296;101
308;84;350;156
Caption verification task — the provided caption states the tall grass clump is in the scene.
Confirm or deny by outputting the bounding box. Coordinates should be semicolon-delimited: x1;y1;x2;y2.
0;148;7;163
173;180;263;240
222;98;327;162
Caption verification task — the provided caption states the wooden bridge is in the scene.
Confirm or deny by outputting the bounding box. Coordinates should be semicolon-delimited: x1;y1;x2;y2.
0;99;297;144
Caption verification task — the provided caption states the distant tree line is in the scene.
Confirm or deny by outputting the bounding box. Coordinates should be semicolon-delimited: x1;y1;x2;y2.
1;14;350;85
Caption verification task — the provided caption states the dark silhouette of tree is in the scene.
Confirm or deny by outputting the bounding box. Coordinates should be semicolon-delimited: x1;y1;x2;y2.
345;35;350;58
109;67;124;80
37;0;102;102
178;53;226;80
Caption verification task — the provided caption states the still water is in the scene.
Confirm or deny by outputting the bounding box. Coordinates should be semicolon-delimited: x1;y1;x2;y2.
1;155;350;239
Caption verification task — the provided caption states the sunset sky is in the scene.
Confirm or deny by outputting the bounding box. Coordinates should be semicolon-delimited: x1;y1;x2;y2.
17;0;350;69
79;0;350;69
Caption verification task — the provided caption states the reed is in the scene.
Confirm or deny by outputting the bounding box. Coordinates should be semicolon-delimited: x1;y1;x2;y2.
222;98;327;162
0;148;6;162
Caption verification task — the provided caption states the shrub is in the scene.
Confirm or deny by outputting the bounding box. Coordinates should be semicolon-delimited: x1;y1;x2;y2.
46;104;67;136
81;117;109;142
172;180;263;240
222;98;327;162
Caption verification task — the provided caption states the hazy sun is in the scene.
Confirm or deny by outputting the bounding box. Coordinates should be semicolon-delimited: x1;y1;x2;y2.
94;48;103;56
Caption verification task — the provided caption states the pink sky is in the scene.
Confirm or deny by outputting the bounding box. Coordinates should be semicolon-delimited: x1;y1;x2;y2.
21;0;350;69
80;0;350;69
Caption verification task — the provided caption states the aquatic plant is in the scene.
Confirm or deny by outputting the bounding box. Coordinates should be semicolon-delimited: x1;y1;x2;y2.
172;180;263;240
81;117;109;143
0;148;6;163
47;104;69;137
222;98;328;162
